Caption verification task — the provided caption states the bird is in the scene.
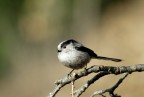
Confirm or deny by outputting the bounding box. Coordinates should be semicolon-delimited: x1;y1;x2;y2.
57;39;122;75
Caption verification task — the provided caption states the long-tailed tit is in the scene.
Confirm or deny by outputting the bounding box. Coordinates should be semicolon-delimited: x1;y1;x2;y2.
57;39;122;74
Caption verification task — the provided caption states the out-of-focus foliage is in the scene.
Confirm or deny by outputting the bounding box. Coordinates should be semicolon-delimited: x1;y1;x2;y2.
0;35;10;78
100;0;131;13
0;0;23;78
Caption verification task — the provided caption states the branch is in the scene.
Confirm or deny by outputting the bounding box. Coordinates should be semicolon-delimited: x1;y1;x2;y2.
47;64;144;97
90;73;129;97
74;71;110;97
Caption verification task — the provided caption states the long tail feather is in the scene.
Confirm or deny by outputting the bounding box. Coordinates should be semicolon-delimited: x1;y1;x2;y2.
96;56;122;62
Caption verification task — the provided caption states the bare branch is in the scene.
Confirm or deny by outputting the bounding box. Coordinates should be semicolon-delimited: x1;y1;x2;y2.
74;71;110;97
47;64;144;97
90;73;129;97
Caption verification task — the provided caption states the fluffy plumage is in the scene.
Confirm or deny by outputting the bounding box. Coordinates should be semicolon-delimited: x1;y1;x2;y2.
57;39;122;70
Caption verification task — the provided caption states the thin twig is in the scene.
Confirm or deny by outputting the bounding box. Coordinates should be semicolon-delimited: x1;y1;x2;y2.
72;81;74;97
74;71;110;97
90;73;129;97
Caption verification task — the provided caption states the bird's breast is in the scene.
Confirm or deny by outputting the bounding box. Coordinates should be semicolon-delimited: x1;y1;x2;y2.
58;50;91;69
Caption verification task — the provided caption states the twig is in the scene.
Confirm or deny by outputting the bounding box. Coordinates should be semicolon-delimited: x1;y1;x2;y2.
90;73;129;97
72;81;75;97
47;68;93;97
74;71;110;97
47;64;144;97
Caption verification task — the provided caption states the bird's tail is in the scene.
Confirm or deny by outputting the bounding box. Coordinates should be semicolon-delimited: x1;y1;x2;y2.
95;56;122;62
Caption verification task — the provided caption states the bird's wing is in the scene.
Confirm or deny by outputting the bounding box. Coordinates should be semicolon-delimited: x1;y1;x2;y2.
75;46;97;58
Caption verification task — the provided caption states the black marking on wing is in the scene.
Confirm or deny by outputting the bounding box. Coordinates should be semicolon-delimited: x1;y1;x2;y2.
75;46;97;58
61;39;78;48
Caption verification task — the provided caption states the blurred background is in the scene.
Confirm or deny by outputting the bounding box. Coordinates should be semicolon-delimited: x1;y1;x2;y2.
0;0;144;97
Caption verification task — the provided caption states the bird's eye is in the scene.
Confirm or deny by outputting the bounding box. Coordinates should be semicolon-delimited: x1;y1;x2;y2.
63;45;66;48
61;43;67;49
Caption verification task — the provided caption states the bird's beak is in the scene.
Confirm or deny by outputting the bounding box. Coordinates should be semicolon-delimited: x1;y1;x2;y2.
57;50;61;52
